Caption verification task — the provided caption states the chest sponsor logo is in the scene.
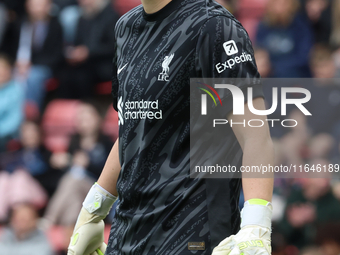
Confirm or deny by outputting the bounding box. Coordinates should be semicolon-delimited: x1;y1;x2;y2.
158;53;174;81
118;96;162;125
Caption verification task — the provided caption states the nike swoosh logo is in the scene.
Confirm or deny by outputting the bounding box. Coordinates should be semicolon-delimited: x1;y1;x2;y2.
117;63;128;74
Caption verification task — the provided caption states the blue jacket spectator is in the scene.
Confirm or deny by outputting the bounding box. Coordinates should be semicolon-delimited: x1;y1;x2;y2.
0;54;24;151
4;121;49;176
1;0;63;109
256;0;314;77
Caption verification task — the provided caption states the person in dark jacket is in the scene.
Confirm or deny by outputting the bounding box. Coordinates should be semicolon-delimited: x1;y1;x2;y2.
43;101;113;226
57;0;120;98
1;0;63;108
300;0;332;44
0;0;26;21
278;171;340;249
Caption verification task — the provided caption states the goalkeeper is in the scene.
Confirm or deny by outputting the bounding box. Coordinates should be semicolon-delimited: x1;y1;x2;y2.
67;0;274;254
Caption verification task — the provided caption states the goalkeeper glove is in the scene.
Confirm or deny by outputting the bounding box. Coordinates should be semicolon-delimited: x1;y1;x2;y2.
67;183;117;255
212;199;272;255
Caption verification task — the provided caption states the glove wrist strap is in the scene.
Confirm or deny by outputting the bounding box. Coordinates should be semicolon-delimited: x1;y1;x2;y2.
241;198;272;229
83;183;117;217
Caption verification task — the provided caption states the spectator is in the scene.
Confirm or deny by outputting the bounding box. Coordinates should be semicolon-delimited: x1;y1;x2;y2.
5;121;49;176
256;0;314;77
57;0;119;99
254;47;273;78
316;223;340;255
300;0;332;44
0;0;26;21
0;203;53;255
67;101;113;179
0;3;6;45
0;168;48;221
308;133;334;159
278;172;340;249
0;53;24;152
53;0;77;10
58;4;81;44
254;48;293;140
306;44;340;135
300;246;323;255
310;44;338;78
43;101;112;226
2;0;63;109
334;48;340;76
331;0;340;48
278;109;310;166
1;121;64;197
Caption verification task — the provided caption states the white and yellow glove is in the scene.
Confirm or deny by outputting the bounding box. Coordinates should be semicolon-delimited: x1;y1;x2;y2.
67;183;117;255
212;199;272;255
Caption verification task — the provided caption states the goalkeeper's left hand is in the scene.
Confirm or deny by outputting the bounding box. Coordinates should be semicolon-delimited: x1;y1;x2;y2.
212;199;272;255
67;183;117;255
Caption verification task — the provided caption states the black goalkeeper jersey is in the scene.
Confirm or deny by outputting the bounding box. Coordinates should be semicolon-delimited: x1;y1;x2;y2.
108;0;262;254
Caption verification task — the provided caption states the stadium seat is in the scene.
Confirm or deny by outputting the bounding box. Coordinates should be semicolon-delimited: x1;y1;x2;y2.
238;0;268;17
102;105;119;141
41;100;80;152
46;225;65;251
45;78;59;92
238;0;268;42
25;101;40;121
43;135;70;153
46;225;111;252
113;0;141;15
239;18;261;42
95;81;112;95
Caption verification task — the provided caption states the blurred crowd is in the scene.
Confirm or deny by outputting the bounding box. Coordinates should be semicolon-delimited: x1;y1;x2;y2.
0;0;340;254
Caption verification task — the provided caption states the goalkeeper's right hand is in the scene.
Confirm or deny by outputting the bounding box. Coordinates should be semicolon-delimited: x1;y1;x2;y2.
67;183;117;255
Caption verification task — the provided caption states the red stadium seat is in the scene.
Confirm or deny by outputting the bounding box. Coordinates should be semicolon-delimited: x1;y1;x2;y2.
95;81;112;95
43;135;70;153
45;78;59;92
104;225;111;242
41;100;80;152
46;225;65;251
239;18;261;42
25;101;40;121
237;0;268;42
46;225;111;252
102;105;119;141
113;0;141;15
238;0;268;17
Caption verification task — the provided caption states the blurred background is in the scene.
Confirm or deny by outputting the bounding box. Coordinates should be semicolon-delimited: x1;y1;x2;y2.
0;0;340;254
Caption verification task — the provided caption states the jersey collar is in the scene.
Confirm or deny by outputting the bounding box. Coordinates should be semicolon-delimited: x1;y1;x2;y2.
142;0;183;22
